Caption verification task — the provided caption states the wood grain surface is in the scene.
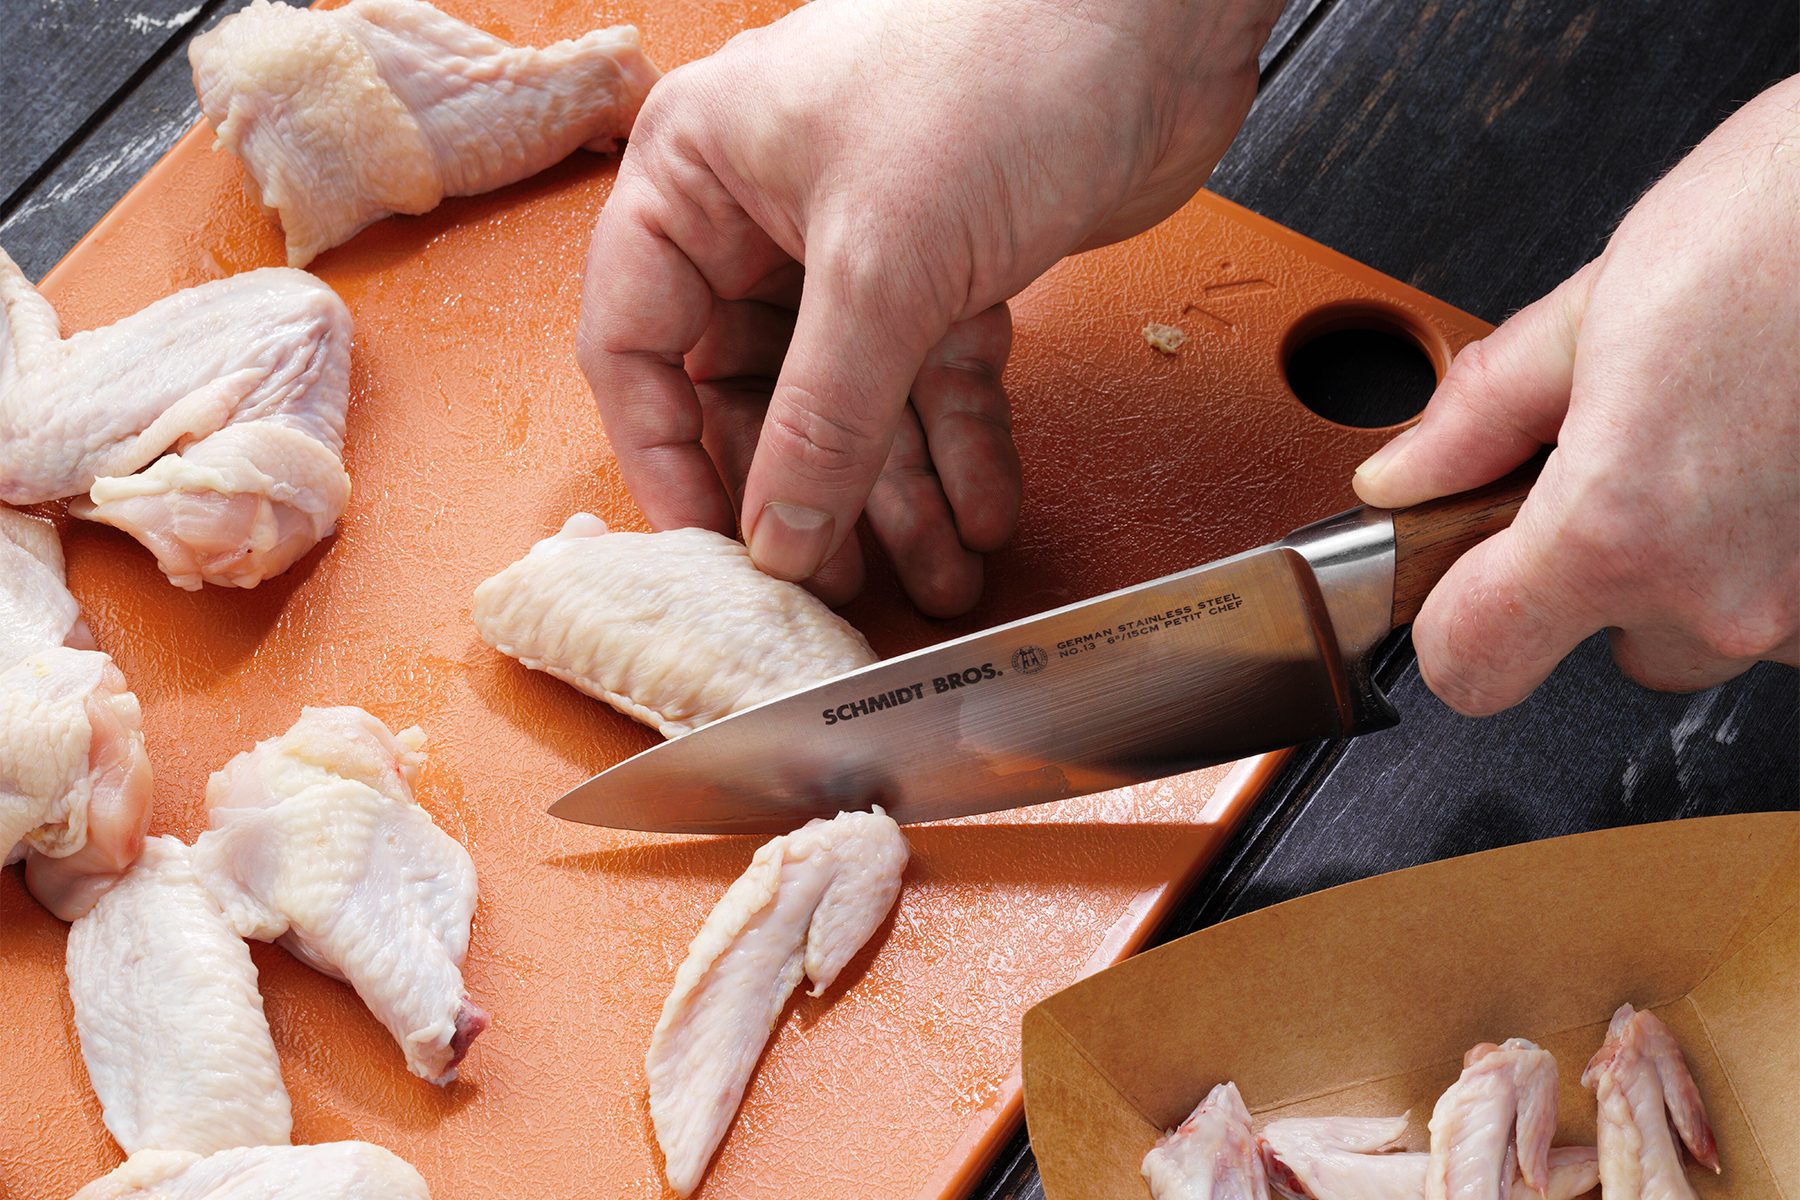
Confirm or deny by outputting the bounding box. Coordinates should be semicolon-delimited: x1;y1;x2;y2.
1390;459;1538;625
2;1;1796;1198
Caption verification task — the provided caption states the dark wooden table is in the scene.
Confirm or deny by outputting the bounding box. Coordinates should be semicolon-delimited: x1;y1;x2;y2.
5;1;1796;1197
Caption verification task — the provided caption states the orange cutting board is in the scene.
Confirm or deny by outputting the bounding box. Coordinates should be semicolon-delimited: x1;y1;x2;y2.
0;3;1490;1196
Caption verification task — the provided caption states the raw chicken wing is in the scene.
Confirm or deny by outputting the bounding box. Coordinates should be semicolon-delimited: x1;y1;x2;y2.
647;808;908;1196
190;0;661;266
0;504;88;662
66;837;292;1156
472;514;877;736
1;506;152;920
1260;1115;1411;1200
3;647;154;920
1581;1003;1719;1200
1425;1039;1558;1200
1140;1081;1268;1200
72;1143;429;1200
0;247;351;589
1260;1115;1598;1200
191;707;487;1084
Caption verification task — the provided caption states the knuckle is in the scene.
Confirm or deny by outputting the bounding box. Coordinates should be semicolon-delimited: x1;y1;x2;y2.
955;495;1020;555
629;71;685;144
631;59;726;152
933;309;1013;378
764;391;885;484
717;22;774;60
817;211;955;337
1417;649;1511;717
937;400;1015;444
827;232;904;313
1693;604;1790;661
911;566;981;620
1415;605;1517;717
1439;337;1503;411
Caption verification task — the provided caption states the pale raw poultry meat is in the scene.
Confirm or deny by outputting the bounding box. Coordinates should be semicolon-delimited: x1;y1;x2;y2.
1260;1115;1412;1200
1260;1116;1598;1200
0;503;86;661
1425;1038;1559;1200
646;808;908;1196
191;707;488;1084
190;0;661;266
71;1143;429;1200
1;647;152;920
1140;1081;1268;1200
1581;1003;1719;1200
0;506;153;921
66;836;292;1156
0;247;352;590
472;514;878;737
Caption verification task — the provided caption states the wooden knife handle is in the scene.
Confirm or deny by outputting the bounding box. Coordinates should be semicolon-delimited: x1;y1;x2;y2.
1390;456;1544;626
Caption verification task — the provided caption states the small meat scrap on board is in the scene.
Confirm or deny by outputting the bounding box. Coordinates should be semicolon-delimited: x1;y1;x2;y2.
71;1143;430;1200
1141;1081;1268;1200
190;0;662;266
1144;321;1188;354
1426;1038;1559;1200
66;837;293;1157
647;808;908;1196
0;506;152;921
0;247;353;590
1582;1003;1720;1200
472;514;877;737
192;707;487;1084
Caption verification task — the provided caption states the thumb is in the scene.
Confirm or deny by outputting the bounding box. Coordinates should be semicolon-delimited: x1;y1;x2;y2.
1411;503;1599;715
1354;259;1598;509
741;245;944;582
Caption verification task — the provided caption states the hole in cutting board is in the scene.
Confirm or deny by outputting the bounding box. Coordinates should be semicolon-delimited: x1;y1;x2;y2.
1282;306;1441;429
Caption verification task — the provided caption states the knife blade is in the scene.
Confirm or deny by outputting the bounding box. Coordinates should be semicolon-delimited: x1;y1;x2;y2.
550;467;1536;833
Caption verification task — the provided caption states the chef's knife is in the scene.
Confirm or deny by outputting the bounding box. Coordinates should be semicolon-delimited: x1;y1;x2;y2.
550;464;1536;833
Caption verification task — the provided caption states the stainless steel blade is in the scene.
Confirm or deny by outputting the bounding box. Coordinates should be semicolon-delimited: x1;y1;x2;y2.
550;509;1398;834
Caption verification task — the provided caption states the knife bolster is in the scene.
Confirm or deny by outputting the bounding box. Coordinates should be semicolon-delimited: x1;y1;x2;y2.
1281;506;1397;669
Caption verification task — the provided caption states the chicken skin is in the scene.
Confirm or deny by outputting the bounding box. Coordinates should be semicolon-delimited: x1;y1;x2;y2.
0;504;87;662
472;514;878;737
71;1143;429;1200
0;248;352;589
1425;1039;1558;1200
647;808;908;1196
1;507;152;921
1260;1116;1598;1200
66;837;292;1156
1581;1003;1719;1200
190;0;660;266
1141;1081;1268;1200
191;707;487;1084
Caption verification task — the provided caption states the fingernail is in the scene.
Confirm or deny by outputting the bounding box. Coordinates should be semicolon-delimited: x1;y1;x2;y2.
1354;425;1417;484
748;502;835;581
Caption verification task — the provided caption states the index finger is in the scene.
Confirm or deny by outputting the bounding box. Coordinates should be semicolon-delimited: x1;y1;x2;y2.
577;172;734;535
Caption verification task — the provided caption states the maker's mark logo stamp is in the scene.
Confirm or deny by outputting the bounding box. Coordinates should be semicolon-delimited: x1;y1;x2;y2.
1010;645;1049;676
